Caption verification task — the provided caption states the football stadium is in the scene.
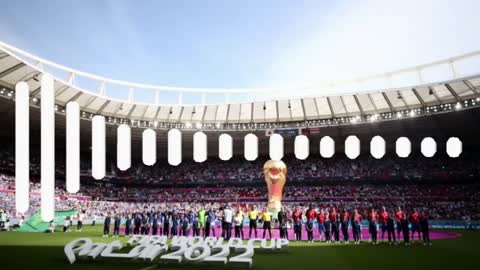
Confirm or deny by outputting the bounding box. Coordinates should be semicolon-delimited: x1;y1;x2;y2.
1;1;480;269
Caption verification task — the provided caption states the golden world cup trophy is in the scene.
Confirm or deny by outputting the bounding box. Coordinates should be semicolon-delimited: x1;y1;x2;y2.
263;160;287;217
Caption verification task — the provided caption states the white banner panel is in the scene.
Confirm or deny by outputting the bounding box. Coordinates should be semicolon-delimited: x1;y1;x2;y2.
92;116;106;179
168;129;182;166
244;133;258;161
219;134;233;161
370;136;386;159
421;137;437;157
396;137;411;158
193;132;207;163
66;102;80;193
294;135;309;160
117;124;131;171
345;136;360;159
41;73;55;222
269;134;284;161
142;129;156;166
320;136;335;158
446;137;462;158
15;82;29;213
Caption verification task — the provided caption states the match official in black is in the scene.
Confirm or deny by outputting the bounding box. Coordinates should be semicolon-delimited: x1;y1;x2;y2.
420;213;431;246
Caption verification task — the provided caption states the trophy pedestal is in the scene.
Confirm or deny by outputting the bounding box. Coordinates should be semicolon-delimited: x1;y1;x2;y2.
268;209;279;220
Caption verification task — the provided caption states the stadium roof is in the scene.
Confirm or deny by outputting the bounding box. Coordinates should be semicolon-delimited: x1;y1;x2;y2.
0;41;480;130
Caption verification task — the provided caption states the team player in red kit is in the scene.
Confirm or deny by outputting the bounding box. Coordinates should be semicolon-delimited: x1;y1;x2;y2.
341;209;351;243
305;205;317;242
329;207;337;227
351;209;362;244
379;206;390;241
306;205;317;223
316;208;326;241
410;208;422;240
329;207;340;243
395;207;405;239
386;212;397;244
368;208;379;244
292;207;303;242
324;209;332;243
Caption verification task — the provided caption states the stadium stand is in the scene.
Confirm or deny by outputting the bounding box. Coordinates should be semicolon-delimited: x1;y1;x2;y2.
1;147;479;223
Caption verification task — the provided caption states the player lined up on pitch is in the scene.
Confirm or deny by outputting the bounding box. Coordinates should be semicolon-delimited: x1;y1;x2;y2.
55;203;433;246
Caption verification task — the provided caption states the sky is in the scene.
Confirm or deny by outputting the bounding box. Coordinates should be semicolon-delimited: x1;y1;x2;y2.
1;0;480;104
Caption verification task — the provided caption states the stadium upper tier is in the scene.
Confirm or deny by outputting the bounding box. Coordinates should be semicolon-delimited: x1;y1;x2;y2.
1;41;480;130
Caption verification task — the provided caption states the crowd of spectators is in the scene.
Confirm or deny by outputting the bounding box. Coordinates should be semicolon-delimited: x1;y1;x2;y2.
1;147;479;184
107;154;479;184
0;147;479;223
1;173;479;221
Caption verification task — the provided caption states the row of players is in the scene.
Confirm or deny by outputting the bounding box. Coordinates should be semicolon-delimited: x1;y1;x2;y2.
90;204;432;245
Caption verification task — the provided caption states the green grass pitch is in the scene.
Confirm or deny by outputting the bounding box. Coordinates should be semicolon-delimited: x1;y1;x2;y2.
1;226;479;270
